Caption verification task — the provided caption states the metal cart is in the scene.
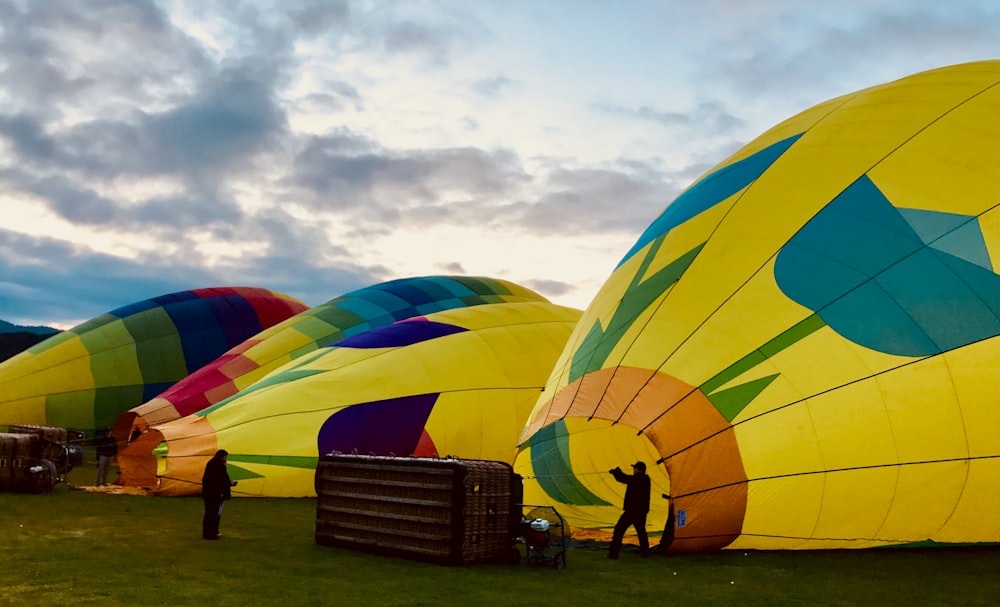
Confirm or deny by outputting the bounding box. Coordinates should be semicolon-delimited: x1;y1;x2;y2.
513;504;568;569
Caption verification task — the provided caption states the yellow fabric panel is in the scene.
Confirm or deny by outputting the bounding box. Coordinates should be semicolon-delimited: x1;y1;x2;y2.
214;408;332;457
946;338;1000;456
0;336;95;401
809;468;899;542
641;192;738;280
423;389;532;463
230;464;316;498
246;328;317;365
869;84;1000;216
662;259;810;386
878;357;970;463
431;301;580;331
611;197;738;376
0;396;48;425
936;459;1000;543
727;325;909;422
981;207;1000;271
875;460;968;542
739;475;826;549
735;402;825;480
806;381;899;471
598;287;671;378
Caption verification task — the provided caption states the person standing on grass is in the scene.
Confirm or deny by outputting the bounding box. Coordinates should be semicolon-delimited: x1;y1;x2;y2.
202;449;237;540
94;429;117;486
607;461;651;559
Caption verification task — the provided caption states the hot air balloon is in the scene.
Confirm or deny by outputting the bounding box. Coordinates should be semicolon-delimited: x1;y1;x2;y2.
121;301;581;497
114;276;546;441
0;287;308;434
516;60;1000;551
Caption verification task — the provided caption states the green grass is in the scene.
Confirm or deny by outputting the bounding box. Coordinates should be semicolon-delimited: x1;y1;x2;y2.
2;480;999;606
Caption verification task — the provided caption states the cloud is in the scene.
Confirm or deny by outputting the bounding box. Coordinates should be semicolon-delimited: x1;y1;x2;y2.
287;130;532;219
0;0;211;117
436;261;466;274
523;278;576;300
594;101;745;135
499;160;682;236
0;220;387;326
0;228;214;325
679;1;1000;106
472;75;516;97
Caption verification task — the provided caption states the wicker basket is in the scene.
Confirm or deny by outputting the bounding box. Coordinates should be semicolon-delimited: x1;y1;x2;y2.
315;454;521;565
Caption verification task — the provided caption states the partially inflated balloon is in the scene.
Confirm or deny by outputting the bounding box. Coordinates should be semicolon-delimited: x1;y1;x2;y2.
122;301;580;496
115;276;546;440
517;61;1000;551
0;287;307;433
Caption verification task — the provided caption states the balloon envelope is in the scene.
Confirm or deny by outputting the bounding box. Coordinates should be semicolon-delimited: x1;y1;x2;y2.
0;287;308;433
516;60;1000;551
116;276;547;438
123;301;581;497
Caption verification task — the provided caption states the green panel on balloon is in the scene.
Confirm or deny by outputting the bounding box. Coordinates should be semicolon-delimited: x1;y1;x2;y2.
529;420;611;506
93;385;146;430
124;310;187;383
226;463;265;481
706;374;779;422
228;454;320;470
45;390;96;430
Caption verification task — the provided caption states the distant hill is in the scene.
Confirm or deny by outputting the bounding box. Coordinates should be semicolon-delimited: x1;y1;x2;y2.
0;320;60;363
0;319;59;336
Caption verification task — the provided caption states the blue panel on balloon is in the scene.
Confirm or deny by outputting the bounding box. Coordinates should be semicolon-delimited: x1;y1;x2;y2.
619;133;802;266
165;299;230;372
317;393;438;457
207;295;263;347
776;175;1000;356
335;319;467;349
143;382;174;402
379;279;438;307
109;299;161;319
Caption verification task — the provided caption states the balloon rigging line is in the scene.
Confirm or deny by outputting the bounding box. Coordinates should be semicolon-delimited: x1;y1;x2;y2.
652;331;998;465
669;453;999;499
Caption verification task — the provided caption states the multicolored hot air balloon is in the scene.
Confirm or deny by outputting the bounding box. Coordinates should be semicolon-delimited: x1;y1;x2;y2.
516;60;1000;551
120;301;581;497
114;276;546;441
0;287;308;434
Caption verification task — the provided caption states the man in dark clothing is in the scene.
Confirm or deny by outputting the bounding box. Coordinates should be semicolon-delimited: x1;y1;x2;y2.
94;429;118;486
608;461;651;559
202;449;237;540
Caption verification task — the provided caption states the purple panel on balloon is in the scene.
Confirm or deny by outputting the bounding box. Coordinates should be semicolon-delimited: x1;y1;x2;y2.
317;393;439;457
333;319;467;349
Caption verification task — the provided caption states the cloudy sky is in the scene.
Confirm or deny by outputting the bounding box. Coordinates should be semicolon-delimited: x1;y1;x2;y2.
1;0;997;328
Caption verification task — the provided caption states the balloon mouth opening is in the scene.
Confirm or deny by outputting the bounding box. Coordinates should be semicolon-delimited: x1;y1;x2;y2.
112;412;147;446
116;426;165;490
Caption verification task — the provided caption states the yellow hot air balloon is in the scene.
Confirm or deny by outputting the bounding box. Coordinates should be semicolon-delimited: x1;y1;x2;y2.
516;60;1000;551
122;301;580;497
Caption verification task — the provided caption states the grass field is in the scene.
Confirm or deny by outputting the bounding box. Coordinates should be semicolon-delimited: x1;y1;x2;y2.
2;477;998;606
